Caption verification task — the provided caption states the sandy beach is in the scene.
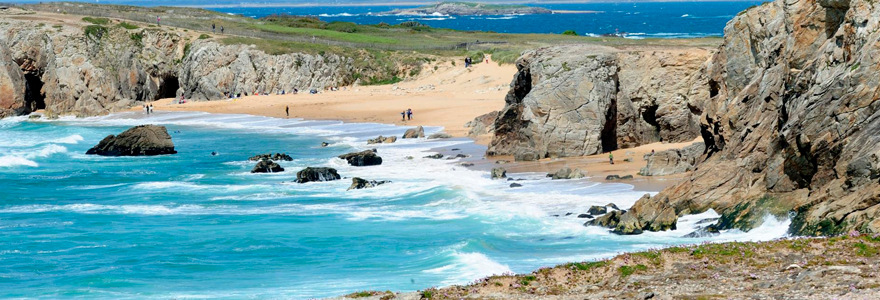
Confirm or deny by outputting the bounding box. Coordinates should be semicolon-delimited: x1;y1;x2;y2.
146;56;701;190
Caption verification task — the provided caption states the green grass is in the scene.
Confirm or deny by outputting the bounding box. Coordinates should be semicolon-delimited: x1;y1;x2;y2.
84;25;107;39
618;264;647;278
855;242;878;256
198;33;211;39
568;260;607;271
250;24;398;44
117;22;139;30
130;32;143;45
82;17;110;25
519;274;537;286
562;30;578;36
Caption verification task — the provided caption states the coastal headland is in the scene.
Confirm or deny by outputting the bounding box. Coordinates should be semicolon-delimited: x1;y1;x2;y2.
3;0;880;298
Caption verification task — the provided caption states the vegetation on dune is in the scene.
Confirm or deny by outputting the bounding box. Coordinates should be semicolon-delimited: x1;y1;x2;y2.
82;17;110;25
117;22;139;30
562;30;578;36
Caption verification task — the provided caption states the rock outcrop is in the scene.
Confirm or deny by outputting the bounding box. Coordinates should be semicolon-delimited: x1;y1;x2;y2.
251;159;284;173
338;150;382;167
427;133;452;139
295;167;341;183
248;153;293;161
487;45;711;161
367;135;397;144
347;177;389;190
639;142;705;176
402;126;425;139
550;167;585;180
465;111;499;137
0;42;26;118
85;125;177;156
611;0;880;236
491;167;507;179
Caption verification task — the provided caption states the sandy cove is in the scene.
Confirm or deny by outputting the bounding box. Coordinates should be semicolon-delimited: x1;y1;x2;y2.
147;57;698;189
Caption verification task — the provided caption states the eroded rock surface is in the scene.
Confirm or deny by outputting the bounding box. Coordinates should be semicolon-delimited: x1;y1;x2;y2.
295;167;341;183
639;142;705;176
86;125;177;156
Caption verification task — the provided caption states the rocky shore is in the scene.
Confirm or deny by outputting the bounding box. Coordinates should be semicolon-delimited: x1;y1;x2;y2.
334;234;880;299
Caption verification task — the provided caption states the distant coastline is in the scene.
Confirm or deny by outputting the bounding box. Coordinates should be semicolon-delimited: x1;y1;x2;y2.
184;0;766;9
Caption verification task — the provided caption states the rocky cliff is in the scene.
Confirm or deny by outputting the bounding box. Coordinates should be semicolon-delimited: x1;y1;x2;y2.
608;0;880;236
487;46;711;161
0;14;394;118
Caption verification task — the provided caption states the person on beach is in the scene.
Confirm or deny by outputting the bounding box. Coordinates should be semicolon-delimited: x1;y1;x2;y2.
609;153;614;164
285;106;289;118
157;16;160;26
143;104;148;115
401;111;406;121
221;26;224;34
149;104;154;114
407;108;412;120
212;23;215;33
464;57;470;68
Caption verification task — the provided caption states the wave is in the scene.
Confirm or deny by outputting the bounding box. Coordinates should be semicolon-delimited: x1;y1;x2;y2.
318;13;354;17
0;156;39;167
424;251;511;286
0;144;68;168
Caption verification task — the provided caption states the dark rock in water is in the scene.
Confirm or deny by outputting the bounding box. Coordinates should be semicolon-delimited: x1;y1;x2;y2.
405;156;414;160
28;114;41;119
321;142;330;147
428;133;453;139
249;153;293;161
605;174;632;180
577;214;593;219
451;148;461;151
695;218;720;225
491;167;507;179
683;224;721;238
565;212;573;216
295;167;341;183
424;153;444;159
251;159;284;173
509;183;522;188
367;135;397;144
348;177;390;190
495;160;510;164
402;126;425;139
86;125;177;156
454;154;469;158
606;203;620;210
586;210;623;227
460;163;475;167
588;205;607;215
338;150;382;166
621;175;634;179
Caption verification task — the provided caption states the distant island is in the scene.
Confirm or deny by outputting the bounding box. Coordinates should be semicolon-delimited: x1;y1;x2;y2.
383;1;552;16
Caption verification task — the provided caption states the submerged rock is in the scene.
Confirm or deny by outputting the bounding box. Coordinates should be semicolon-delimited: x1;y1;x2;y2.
428;133;453;139
683;224;721;238
248;153;293;161
85;125;177;156
338;150;382;167
295;167;341;183
321;142;330;147
491;167;507;179
402;126;425;139
424;153;444;159
367;135;397;144
509;183;523;188
605;174;634;180
348;177;390;190
251;159;284;173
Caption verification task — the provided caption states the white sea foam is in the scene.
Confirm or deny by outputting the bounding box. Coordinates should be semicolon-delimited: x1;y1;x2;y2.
0;144;68;168
0;156;39;167
424;251;512;286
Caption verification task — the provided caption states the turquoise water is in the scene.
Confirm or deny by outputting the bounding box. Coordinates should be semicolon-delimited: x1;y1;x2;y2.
0;112;789;299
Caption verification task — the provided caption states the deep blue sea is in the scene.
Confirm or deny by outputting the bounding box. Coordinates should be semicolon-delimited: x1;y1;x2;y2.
211;2;767;38
0;112;790;298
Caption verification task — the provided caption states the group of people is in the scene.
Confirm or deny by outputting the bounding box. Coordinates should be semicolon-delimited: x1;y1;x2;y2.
211;23;225;34
400;108;413;121
143;104;154;115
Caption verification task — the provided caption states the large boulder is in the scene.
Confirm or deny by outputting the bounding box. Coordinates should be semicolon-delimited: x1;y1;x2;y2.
428;133;452;139
347;177;390;190
550;167;585;180
465;111;499;137
491;167;507;179
86;125;177;156
639;142;705;176
367;135;397;144
0;42;26;118
402;126;425;139
295;167;341;183
338;150;382;166
249;153;293;161
251;159;284;173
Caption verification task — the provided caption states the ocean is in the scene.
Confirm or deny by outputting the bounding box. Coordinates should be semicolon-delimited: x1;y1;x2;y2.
211;1;767;38
0;112;790;298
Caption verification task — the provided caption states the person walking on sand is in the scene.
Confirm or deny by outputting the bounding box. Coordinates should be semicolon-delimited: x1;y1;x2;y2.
609;152;614;165
212;23;216;33
221;26;224;34
401;111;406;121
157;16;160;26
407;108;412;120
285;106;289;118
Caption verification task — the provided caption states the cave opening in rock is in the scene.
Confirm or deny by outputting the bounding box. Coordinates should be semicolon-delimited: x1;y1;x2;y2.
709;79;720;98
23;72;46;112
642;104;661;140
601;101;618;153
157;75;180;99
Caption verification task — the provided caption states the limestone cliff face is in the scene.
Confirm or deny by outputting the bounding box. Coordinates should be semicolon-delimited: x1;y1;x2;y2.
614;0;880;236
178;41;351;101
0;17;390;118
487;46;711;161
